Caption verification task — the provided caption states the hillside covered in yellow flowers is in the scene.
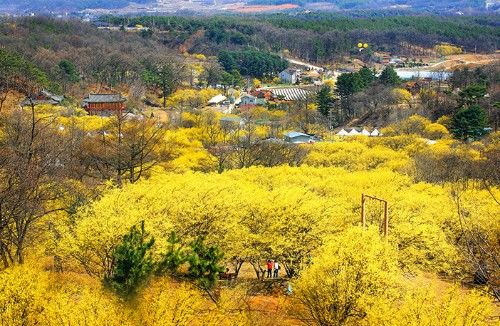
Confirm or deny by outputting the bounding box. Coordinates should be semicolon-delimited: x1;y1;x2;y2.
1;15;499;325
0;103;499;325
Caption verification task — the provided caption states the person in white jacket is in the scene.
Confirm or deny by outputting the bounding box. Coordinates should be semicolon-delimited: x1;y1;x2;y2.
273;261;280;278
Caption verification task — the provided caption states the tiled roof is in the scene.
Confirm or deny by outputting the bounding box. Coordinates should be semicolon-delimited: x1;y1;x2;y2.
83;94;126;103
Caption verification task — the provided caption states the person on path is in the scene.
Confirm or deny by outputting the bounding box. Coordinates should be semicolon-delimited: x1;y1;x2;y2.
266;260;273;278
273;261;280;278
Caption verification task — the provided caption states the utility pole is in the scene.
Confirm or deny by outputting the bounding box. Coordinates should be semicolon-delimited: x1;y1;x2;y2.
361;194;389;237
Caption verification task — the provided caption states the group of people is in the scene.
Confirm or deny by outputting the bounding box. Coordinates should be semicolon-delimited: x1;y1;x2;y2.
266;260;280;278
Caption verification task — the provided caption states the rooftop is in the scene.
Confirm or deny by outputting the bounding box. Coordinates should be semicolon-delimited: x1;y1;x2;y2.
268;87;314;101
208;94;227;104
285;131;311;138
83;94;126;103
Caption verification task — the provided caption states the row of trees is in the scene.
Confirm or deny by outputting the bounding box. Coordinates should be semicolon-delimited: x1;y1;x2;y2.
104;221;223;300
314;66;401;126
218;50;288;78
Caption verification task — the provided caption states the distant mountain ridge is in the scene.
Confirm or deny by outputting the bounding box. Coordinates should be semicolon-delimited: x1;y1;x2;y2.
0;0;155;12
0;0;497;13
248;0;491;10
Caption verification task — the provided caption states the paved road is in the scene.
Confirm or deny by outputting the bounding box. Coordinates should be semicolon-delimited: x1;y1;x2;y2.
285;57;324;71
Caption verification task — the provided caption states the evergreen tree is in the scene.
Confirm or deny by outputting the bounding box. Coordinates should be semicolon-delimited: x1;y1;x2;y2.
58;59;80;83
156;232;185;274
316;86;335;117
187;237;224;290
105;221;155;297
379;66;400;85
218;51;236;72
451;104;488;141
218;50;288;78
336;72;364;98
358;66;376;88
459;84;487;106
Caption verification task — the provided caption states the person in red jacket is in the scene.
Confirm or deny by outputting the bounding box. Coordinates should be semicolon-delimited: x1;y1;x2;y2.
266;260;273;278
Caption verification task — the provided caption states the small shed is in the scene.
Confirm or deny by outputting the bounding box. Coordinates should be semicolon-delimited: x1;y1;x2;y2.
284;131;316;144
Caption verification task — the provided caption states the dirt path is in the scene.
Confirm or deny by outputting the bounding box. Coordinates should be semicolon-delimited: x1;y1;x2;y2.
428;53;499;71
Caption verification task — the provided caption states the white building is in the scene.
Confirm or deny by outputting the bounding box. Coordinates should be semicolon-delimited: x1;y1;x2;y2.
279;69;300;84
208;94;227;107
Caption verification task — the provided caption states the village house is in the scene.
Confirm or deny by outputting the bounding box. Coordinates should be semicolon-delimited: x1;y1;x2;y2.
82;93;126;116
20;90;63;107
372;52;392;65
250;89;274;101
389;57;403;65
279;69;301;84
239;94;266;107
240;94;258;106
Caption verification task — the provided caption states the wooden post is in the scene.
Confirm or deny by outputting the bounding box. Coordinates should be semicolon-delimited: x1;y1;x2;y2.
361;194;389;237
361;194;366;228
383;201;389;237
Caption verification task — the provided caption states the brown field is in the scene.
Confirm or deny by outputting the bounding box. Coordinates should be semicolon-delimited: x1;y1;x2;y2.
228;3;299;13
430;53;500;71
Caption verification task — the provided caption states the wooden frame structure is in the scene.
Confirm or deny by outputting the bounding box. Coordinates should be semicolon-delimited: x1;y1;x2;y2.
361;194;389;237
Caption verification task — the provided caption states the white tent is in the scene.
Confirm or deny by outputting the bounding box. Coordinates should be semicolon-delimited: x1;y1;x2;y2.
361;129;371;136
336;129;349;136
348;129;360;136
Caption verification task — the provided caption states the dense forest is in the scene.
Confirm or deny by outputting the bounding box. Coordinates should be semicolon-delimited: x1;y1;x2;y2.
106;14;500;62
0;17;179;98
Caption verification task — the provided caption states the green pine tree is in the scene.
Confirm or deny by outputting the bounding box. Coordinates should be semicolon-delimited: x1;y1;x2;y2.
105;221;155;297
358;66;376;88
379;66;400;85
156;232;186;274
451;104;488;141
58;59;80;83
316;86;335;117
459;84;487;106
186;237;224;290
336;72;364;97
